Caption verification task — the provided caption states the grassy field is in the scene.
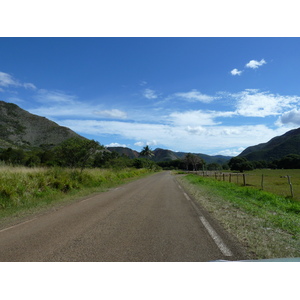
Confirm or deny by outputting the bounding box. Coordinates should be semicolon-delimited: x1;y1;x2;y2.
198;169;300;201
0;166;153;219
244;169;300;200
178;172;300;259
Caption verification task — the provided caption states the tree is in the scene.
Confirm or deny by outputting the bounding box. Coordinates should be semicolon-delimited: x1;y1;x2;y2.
228;157;254;172
55;138;103;172
183;153;205;171
139;145;154;158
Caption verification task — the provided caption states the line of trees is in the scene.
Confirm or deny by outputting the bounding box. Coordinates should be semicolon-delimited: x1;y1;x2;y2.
228;154;300;172
0;138;161;171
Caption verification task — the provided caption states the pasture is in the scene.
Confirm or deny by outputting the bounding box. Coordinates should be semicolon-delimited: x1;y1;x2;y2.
197;169;300;201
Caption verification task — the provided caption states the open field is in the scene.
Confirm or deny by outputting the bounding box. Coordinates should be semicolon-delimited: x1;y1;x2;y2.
196;169;300;201
0;166;153;219
178;173;300;259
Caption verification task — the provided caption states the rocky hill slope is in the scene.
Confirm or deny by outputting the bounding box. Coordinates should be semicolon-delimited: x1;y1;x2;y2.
0;100;86;149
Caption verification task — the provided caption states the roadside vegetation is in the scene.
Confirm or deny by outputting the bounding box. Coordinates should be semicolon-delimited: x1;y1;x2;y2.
0;139;161;220
0;166;154;219
178;173;300;259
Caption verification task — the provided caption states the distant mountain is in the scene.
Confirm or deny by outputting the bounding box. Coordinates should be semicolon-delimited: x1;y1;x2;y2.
238;127;300;161
0;100;86;149
107;147;139;159
108;146;231;164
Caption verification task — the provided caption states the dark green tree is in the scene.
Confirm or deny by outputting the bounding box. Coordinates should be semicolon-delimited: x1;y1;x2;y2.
55;138;103;172
183;153;205;171
228;157;254;172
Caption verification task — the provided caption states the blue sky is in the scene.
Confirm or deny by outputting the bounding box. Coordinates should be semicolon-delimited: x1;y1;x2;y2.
1;37;300;156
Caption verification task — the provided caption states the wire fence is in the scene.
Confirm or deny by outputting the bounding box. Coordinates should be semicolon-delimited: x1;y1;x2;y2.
189;170;299;200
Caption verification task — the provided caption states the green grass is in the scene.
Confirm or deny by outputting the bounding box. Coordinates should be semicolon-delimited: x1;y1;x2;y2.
178;173;300;259
0;166;153;219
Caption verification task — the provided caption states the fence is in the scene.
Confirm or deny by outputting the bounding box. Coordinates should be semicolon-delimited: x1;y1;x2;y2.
189;170;298;199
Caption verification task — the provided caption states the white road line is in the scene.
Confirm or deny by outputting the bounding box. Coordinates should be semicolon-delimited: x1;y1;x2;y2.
179;183;233;257
0;218;37;233
183;192;191;201
199;216;233;257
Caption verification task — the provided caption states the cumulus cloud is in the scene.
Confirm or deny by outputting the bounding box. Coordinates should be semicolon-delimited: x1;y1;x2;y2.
231;89;299;117
169;110;220;127
231;68;242;76
58;118;290;155
278;109;300;125
143;88;158;99
93;109;127;119
215;147;245;157
245;59;266;69
173;89;217;103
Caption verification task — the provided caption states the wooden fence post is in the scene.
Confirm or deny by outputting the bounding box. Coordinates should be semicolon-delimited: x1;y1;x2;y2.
243;173;246;186
261;174;264;190
287;175;294;198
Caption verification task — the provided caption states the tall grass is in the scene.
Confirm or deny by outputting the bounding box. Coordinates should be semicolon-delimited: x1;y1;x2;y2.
0;166;152;217
179;174;300;259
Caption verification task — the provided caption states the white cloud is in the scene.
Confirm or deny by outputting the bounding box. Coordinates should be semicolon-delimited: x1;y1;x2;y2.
23;82;37;90
169;110;220;126
231;89;299;117
0;71;36;90
105;142;128;147
173;89;217;103
278;109;300;125
143;88;158;99
146;140;158;146
231;68;242;76
215;148;245;157
57;117;290;155
93;109;127;119
35;89;77;103
0;71;19;87
245;59;266;69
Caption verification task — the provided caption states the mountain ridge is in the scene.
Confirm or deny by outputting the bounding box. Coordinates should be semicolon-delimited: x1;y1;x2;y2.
0;100;86;149
107;146;232;164
238;127;300;161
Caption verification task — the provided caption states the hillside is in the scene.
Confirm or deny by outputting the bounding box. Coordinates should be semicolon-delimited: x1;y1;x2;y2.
238;127;300;161
108;146;231;164
0;100;86;149
107;147;139;159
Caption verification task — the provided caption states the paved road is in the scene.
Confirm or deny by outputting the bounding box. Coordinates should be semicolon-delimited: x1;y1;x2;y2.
0;171;246;261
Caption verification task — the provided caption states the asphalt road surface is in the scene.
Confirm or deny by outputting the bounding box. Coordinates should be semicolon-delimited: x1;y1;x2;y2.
0;171;246;261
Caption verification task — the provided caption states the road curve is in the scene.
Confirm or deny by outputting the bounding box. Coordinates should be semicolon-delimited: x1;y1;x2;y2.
0;171;246;261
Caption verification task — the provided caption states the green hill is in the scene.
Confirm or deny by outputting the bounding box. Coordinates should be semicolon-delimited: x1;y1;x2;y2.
238;127;300;161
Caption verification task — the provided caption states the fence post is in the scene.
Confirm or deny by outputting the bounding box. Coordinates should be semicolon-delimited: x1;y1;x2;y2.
287;175;294;198
243;173;246;186
261;174;264;190
229;173;231;183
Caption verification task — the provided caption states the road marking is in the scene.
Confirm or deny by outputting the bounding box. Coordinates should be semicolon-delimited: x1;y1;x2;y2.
0;218;37;233
183;192;191;201
199;216;233;257
179;183;233;257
